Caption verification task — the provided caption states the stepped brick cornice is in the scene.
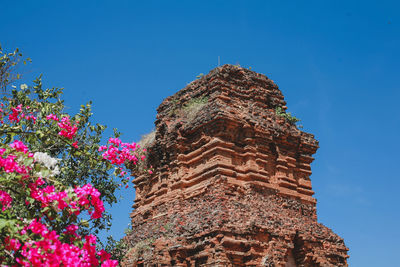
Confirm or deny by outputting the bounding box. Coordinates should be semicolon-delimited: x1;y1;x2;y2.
123;65;348;266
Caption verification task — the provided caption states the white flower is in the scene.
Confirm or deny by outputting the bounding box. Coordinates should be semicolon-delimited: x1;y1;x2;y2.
34;152;58;168
52;166;60;176
20;84;28;90
33;152;60;177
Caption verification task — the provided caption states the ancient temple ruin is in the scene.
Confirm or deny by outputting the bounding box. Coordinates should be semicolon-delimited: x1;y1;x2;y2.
122;65;348;266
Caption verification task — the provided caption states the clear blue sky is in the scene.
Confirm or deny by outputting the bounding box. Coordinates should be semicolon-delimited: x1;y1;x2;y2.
2;1;399;266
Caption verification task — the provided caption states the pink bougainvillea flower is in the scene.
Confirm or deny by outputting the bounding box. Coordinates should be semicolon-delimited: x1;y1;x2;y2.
0;153;29;174
25;115;37;123
98;145;107;151
64;224;79;237
4;237;21;251
46;114;59;121
108;138;122;146
72;141;78;149
97;249;111;261
0;190;12;211
101;259;118;267
10;140;29;154
58;117;78;139
74;184;105;219
9;104;22;122
101;138;140;166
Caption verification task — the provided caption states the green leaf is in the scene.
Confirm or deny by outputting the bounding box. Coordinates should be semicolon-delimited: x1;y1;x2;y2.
0;219;8;230
24;158;34;166
80;219;89;228
36;130;44;138
41;169;50;177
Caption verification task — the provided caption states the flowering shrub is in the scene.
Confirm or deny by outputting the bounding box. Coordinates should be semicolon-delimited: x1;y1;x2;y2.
0;47;153;265
0;138;121;265
0;118;148;265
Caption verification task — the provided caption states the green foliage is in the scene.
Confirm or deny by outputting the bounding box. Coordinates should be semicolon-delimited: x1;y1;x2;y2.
102;235;129;263
181;96;208;121
275;106;300;125
169;96;208;120
0;45;31;92
183;96;208;108
98;224;135;263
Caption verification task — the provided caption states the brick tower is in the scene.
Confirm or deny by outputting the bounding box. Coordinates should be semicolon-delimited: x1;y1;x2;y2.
123;65;348;266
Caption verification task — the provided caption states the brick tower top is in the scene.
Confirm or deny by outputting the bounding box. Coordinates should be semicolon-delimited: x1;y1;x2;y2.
136;64;318;209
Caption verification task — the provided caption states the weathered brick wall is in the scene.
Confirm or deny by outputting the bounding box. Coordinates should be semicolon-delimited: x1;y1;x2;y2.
123;65;348;266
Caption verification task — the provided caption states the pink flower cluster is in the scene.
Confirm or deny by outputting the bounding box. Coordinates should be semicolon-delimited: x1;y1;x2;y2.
0;140;31;174
99;137;150;188
0;190;12;211
99;137;153;188
58;117;78;139
99;138;139;166
46;114;79;140
64;224;79;238
5;104;37;124
14;219;117;267
46;114;59;121
29;178;105;220
4;236;21;251
8;104;22;122
29;178;69;210
10;139;29;154
74;184;105;219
